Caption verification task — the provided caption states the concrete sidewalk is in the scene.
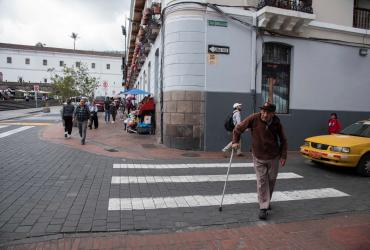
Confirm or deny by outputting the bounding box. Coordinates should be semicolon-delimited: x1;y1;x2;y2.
1;108;369;249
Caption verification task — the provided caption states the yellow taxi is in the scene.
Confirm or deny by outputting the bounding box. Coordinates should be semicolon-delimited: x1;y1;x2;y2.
300;120;370;176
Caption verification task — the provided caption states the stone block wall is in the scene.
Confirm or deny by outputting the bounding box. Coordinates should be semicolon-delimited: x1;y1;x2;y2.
161;90;205;150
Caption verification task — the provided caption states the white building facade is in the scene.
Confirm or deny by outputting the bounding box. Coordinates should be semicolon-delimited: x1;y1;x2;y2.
0;43;124;97
127;0;370;151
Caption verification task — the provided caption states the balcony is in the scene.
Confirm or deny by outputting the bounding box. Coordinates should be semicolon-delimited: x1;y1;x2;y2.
353;8;370;30
257;0;315;33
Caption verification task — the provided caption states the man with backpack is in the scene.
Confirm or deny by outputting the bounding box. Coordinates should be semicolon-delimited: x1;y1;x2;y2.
222;102;243;157
232;102;287;220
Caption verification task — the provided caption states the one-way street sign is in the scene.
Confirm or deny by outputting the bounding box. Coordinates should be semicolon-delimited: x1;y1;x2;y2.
208;45;230;54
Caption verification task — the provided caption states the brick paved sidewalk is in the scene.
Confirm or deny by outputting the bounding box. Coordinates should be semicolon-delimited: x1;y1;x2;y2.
2;212;369;250
41;113;239;160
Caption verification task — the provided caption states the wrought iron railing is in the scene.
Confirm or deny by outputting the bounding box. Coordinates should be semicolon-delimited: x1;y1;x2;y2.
353;8;370;29
257;0;313;14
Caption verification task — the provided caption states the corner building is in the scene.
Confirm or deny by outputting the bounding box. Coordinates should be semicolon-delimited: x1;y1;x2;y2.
126;0;370;151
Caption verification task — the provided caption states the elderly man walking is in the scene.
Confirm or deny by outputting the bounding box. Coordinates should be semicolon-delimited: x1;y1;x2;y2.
232;102;287;220
74;99;91;145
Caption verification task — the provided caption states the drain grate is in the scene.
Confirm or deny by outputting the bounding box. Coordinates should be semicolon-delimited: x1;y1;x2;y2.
141;144;157;149
105;148;119;152
181;153;200;157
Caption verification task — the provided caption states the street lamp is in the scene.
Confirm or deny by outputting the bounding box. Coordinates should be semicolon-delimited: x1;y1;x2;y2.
121;23;127;87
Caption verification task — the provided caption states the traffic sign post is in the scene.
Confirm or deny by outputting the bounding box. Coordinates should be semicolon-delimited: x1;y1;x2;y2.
34;85;39;108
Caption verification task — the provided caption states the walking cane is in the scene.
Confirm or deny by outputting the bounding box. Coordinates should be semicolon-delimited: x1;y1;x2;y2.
219;148;234;212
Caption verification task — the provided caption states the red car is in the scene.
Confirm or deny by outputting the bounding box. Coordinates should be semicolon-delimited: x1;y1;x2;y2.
94;96;105;112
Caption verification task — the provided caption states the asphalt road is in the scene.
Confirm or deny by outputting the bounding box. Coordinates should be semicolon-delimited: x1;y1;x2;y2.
0;111;369;245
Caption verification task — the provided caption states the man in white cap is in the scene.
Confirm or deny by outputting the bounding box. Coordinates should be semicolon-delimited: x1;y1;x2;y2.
222;102;243;156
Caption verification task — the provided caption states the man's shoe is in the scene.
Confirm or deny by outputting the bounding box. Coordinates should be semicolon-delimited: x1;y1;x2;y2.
259;209;268;220
64;132;67;138
81;141;85;145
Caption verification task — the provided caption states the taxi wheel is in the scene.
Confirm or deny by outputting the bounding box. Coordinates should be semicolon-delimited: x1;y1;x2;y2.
356;153;370;177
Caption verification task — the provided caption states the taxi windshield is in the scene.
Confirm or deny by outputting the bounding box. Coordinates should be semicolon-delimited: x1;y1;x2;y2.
339;122;370;138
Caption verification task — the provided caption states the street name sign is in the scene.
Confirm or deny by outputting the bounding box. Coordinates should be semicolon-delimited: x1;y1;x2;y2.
208;20;228;27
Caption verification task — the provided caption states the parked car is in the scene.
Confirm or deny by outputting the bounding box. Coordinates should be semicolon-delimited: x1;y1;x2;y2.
300;120;370;176
94;96;105;112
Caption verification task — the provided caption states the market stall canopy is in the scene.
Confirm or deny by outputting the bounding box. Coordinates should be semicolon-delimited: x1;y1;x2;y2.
120;88;150;95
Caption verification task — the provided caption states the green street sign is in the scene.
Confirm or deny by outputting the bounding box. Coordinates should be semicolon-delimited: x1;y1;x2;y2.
208;20;228;27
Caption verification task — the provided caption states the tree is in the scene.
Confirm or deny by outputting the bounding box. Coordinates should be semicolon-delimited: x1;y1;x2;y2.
48;64;99;101
70;32;79;50
35;42;46;47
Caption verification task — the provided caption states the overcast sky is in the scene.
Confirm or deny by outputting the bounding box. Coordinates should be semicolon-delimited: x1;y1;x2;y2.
0;0;131;52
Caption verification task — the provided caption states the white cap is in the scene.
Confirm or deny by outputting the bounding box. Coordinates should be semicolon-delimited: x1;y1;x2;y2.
233;103;242;109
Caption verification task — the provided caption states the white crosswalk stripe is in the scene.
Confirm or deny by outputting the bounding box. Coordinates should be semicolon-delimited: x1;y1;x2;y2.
0;125;10;129
108;188;349;210
111;172;303;184
113;162;254;169
0;126;34;138
108;162;350;211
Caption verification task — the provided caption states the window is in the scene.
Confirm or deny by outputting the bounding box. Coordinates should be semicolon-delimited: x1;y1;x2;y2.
18;77;23;83
43;59;47;66
25;58;30;65
261;43;291;114
44;78;48;83
91;63;95;69
76;61;81;68
106;64;110;70
59;61;64;67
7;57;12;64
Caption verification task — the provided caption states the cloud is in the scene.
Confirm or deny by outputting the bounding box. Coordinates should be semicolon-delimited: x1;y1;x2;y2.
0;0;131;51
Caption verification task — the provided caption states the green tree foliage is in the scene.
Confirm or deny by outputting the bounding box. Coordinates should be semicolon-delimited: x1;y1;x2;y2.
48;64;99;101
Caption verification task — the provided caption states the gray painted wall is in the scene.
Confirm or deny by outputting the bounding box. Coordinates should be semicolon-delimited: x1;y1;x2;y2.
205;91;369;151
262;36;370;112
205;92;253;151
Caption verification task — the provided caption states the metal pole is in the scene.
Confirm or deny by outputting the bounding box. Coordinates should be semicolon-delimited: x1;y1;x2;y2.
35;91;38;108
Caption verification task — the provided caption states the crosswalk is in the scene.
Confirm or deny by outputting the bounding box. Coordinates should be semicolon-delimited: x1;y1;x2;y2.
108;163;350;211
0;125;34;138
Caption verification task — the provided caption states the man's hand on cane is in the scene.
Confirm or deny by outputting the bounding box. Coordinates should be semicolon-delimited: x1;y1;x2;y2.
280;158;286;167
231;143;239;150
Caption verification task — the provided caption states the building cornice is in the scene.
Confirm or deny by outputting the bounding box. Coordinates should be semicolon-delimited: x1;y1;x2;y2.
0;43;124;58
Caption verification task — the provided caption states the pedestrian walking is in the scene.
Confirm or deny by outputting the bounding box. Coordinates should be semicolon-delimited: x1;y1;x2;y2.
104;97;111;124
73;98;91;145
110;100;117;123
328;112;341;134
62;98;75;138
222;103;243;157
89;100;99;129
232;102;287;220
